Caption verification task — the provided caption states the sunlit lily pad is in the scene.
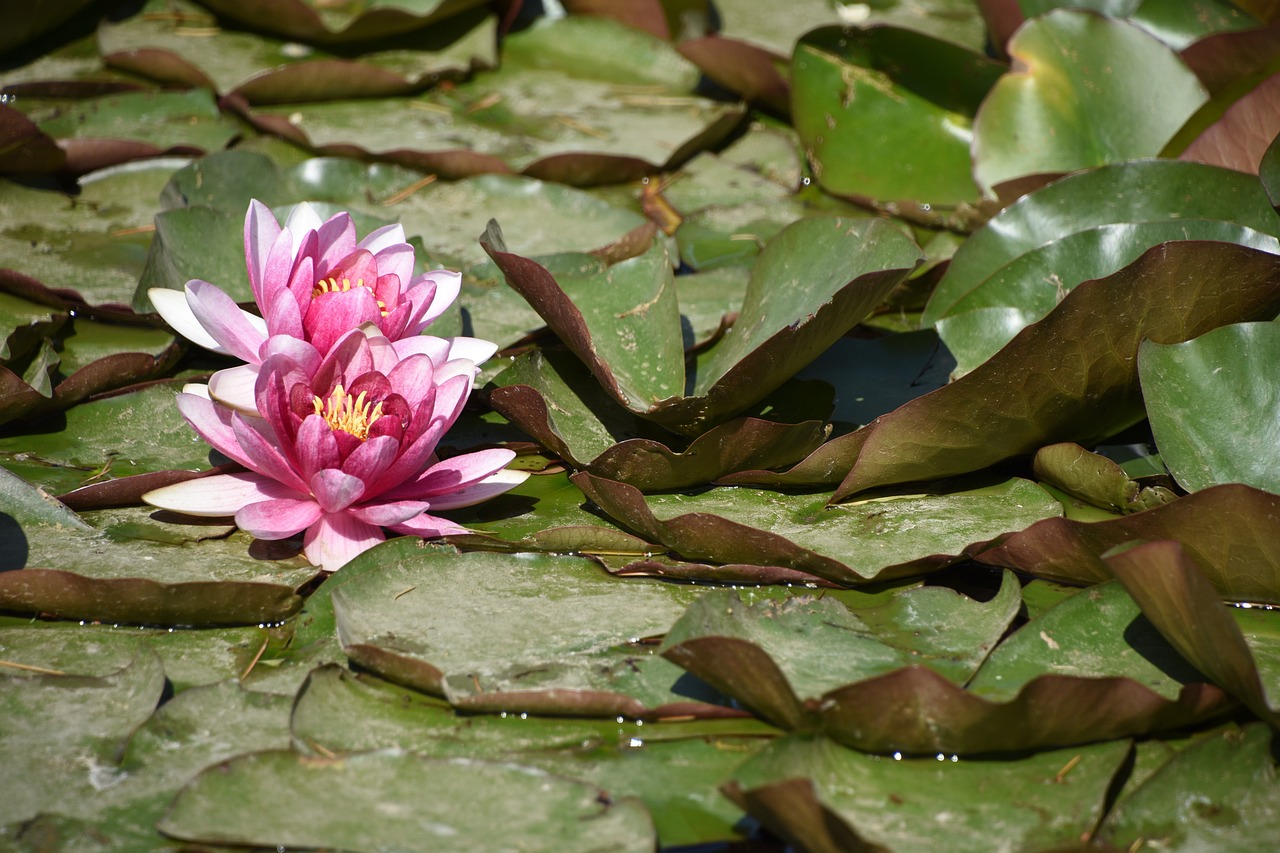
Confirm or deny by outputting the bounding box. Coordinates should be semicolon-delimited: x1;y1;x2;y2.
726;735;1130;853
1032;442;1178;514
330;540;735;718
972;10;1208;194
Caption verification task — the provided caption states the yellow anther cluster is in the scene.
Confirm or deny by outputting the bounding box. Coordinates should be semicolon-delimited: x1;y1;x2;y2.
313;384;384;440
311;277;388;315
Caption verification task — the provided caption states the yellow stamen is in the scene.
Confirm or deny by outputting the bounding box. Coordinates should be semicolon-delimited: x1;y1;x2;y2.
311;277;388;316
313;384;384;441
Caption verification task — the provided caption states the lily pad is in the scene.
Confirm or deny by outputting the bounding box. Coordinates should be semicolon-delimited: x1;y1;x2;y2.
726;734;1131;853
99;0;497;102
1139;321;1280;493
159;748;656;852
972;10;1208;194
573;472;1063;585
193;0;492;45
330;540;734;717
486;215;922;436
976;484;1280;603
1032;442;1178;514
791;25;1004;221
1096;723;1280;851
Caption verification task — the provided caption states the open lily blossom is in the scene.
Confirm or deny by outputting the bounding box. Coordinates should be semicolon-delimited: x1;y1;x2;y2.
149;200;497;410
143;328;528;572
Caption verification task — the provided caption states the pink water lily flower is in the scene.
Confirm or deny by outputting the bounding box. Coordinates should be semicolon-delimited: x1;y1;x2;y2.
149;200;495;410
142;329;527;572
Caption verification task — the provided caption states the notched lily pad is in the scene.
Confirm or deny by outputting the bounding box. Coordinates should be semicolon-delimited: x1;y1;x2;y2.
330;540;736;718
1033;442;1178;514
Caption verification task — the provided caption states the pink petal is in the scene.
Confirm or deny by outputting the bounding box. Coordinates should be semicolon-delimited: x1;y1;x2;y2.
305;289;381;354
236;496;324;540
150;286;228;353
315;212;357;273
233;415;309;492
349;500;430;527
340;434;400;488
185;280;268;363
444;336;499;365
310;468;366;513
284;202;324;247
382;448;517;502
303;513;383;572
260;231;301;330
392;335;452;363
143;472;300;516
371;242;413;290
244;200;283;305
386;354;436;407
426;469;529;510
386;512;468;538
175;392;257;470
411;270;462;325
296;414;341;479
357;222;407;255
259;335;323;376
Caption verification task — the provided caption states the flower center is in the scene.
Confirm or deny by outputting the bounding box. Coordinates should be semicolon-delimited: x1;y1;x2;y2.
312;277;388;316
313;384;384;441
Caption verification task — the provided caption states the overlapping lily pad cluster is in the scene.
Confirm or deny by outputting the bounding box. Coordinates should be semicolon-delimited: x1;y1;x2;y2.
3;1;1280;851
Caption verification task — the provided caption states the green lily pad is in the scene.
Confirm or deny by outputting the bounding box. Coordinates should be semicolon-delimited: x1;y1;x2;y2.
972;10;1208;194
1139;321;1280;493
159;748;656;852
791;25;1004;221
726;734;1130;853
99;0;496;102
574;472;1063;585
291;665;775;848
1097;723;1280;851
977;484;1280;603
0;647;165;827
330;541;733;717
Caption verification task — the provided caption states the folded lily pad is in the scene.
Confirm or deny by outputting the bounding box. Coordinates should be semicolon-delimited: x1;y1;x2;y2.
1033;442;1178;514
99;0;496;103
733;240;1280;496
725;734;1130;853
486;215;922;437
1139;321;1280;493
0;104;66;173
925;160;1280;375
976;484;1280;603
330;540;737;718
972;10;1208;194
573;472;1062;585
1106;540;1280;724
0;468;313;626
160;748;656;853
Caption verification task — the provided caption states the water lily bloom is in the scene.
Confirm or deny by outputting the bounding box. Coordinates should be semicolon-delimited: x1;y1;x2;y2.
142;328;527;572
149;200;496;410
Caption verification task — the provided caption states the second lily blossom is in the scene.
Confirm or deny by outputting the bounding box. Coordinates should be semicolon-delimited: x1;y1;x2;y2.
150;200;496;412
